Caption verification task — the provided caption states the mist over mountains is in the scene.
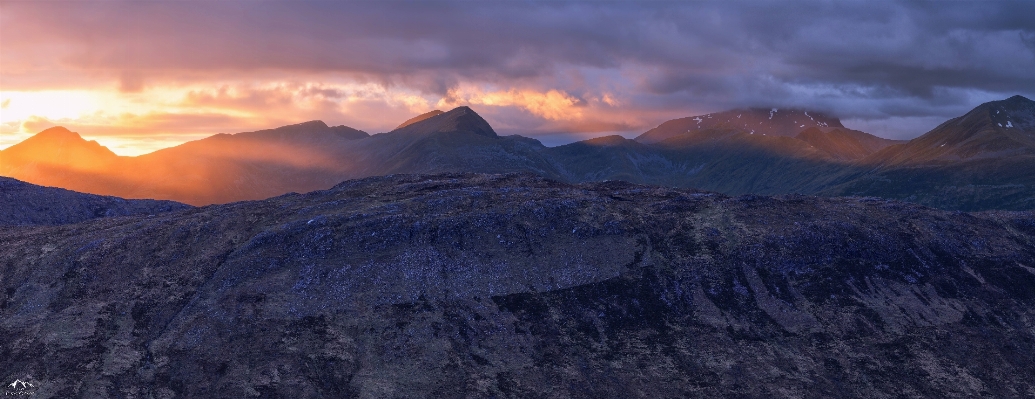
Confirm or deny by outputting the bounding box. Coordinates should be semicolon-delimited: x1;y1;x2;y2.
3;96;1034;210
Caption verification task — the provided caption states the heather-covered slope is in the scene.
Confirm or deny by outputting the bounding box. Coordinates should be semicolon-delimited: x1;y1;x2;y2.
3;173;1035;398
0;176;190;226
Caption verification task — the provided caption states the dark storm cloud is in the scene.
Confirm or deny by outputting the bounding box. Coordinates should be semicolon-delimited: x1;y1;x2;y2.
2;0;1034;138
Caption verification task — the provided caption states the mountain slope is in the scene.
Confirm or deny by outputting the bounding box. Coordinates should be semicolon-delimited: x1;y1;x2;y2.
635;107;845;144
0;127;126;195
796;127;903;161
2;173;1034;397
388;106;498;138
0;176;190;226
0;121;376;205
126;120;370;204
549;132;865;195
825;96;1035;210
867;95;1035;165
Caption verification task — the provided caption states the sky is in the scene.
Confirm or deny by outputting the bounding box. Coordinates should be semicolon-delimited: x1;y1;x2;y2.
2;1;1034;156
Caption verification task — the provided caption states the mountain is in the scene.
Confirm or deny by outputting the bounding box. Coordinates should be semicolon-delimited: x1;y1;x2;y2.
229;120;369;142
126;120;370;204
0;120;376;205
635;107;845;143
867;95;1035;165
632;107;901;162
0;126;119;168
389;106;498;138
824;95;1035;210
0;176;190;226
2;173;1034;397
0;127;124;194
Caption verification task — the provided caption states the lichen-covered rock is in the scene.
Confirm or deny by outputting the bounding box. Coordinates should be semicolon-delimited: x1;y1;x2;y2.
2;173;1034;398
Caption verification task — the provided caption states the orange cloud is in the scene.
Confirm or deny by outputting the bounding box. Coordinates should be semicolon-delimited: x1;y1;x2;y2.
441;87;586;120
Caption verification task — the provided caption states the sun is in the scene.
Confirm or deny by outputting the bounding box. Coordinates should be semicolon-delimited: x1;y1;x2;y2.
0;90;105;124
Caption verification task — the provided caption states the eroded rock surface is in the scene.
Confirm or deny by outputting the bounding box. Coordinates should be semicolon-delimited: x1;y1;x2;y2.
2;173;1035;398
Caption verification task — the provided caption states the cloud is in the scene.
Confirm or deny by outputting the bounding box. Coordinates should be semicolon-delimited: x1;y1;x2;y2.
1;1;1033;142
441;87;586;120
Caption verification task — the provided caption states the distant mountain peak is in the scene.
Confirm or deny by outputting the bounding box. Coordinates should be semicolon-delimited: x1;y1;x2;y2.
10;126;115;156
872;95;1035;165
953;94;1035;133
1005;95;1033;104
225;120;368;142
635;107;844;144
268;120;330;132
396;110;445;129
391;106;497;138
29;126;89;143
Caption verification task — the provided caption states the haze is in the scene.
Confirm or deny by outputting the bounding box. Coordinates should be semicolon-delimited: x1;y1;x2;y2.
1;1;1034;155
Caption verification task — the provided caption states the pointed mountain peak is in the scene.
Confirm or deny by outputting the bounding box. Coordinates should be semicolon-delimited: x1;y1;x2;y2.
21;126;108;150
1004;95;1033;104
878;95;1035;165
391;106;497;138
396;110;445;129
329;125;369;140
2;126;117;164
955;95;1035;132
33;126;82;140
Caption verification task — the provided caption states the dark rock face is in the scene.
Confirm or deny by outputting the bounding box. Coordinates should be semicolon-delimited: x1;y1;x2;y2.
2;173;1035;398
0;176;191;226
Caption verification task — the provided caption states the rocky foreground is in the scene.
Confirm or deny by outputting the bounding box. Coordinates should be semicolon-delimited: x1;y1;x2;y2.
3;173;1035;398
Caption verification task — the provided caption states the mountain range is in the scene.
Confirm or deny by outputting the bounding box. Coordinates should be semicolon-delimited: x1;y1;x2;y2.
2;96;1034;210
